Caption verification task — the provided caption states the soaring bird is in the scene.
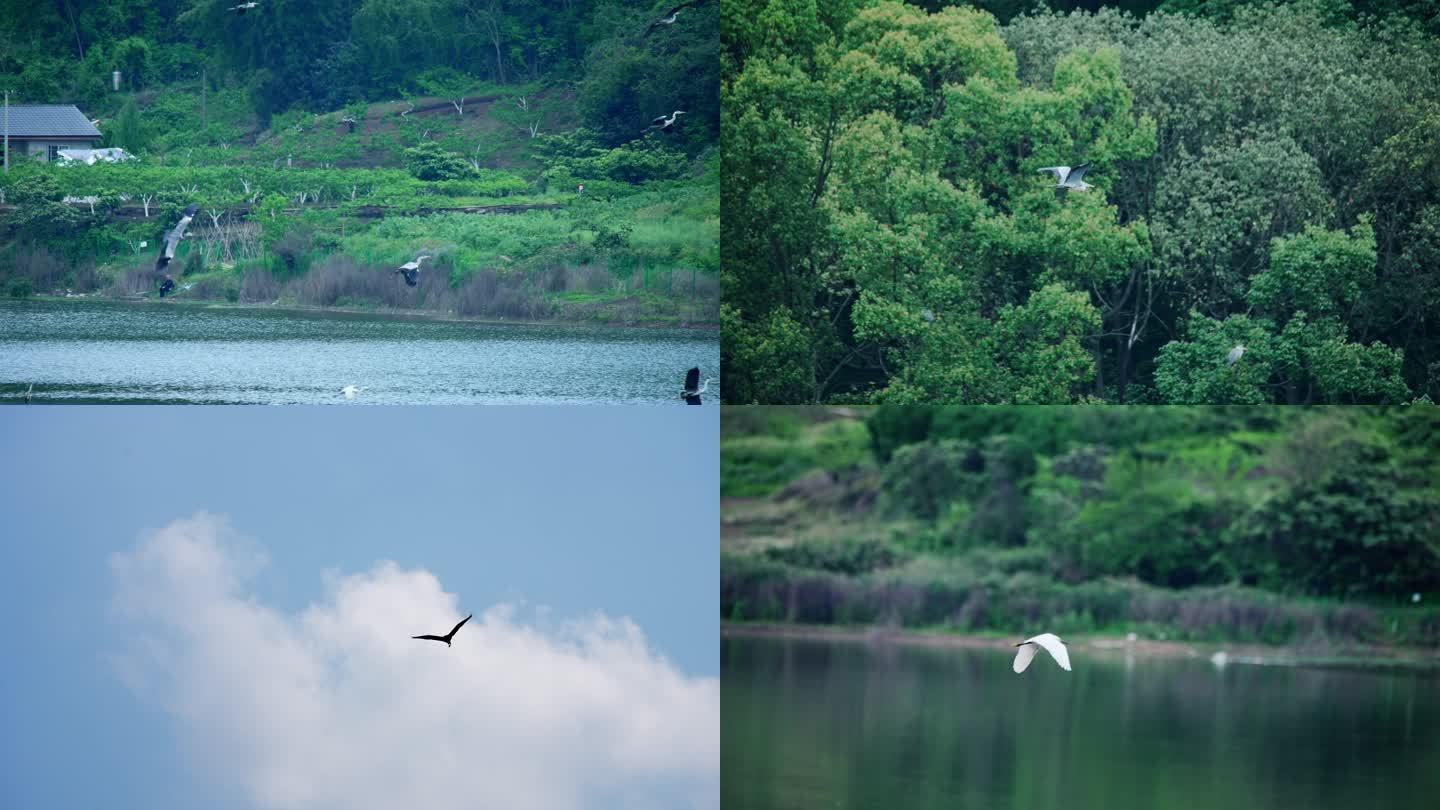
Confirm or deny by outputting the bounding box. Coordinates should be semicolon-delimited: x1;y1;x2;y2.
155;203;199;297
1038;163;1092;198
645;1;704;36
644;110;686;134
340;385;364;400
681;367;708;405
1013;633;1072;673
228;1;260;14
395;254;431;287
412;614;473;647
1226;344;1246;366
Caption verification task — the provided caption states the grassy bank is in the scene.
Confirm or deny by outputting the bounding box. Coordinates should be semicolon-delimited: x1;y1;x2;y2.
721;407;1440;654
721;549;1440;649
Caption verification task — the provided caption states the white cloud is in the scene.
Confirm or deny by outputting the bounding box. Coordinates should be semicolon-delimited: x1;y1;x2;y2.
109;513;718;810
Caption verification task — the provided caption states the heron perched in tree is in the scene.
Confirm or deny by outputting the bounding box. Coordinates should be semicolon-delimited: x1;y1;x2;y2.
644;110;686;134
395;254;431;287
1038;163;1093;198
412;614;473;647
228;1;260;14
154;203;199;297
645;0;705;36
1227;344;1246;366
680;367;708;405
1013;633;1072;673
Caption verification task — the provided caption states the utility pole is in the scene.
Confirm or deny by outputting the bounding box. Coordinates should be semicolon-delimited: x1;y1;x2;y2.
4;90;9;174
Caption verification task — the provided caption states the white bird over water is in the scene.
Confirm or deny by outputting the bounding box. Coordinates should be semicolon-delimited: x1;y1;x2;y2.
1227;344;1246;366
1013;633;1072;673
1038;163;1092;198
341;385;364;400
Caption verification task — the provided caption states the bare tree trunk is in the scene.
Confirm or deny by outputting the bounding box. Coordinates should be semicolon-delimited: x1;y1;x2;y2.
484;0;505;83
58;0;83;58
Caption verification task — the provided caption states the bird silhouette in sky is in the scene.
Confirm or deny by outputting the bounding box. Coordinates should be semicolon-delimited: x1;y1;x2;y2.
411;614;473;647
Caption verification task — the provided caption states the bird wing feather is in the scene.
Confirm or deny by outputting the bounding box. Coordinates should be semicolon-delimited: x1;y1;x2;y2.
685;367;700;391
1038;166;1069;181
447;613;473;638
1026;633;1072;671
1067;164;1090;183
1012;643;1038;673
412;635;446;641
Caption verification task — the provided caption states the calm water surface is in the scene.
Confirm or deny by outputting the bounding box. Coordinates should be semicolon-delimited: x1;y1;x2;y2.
723;634;1440;810
0;299;719;404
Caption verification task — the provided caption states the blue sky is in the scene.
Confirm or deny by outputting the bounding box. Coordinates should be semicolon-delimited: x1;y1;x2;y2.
0;407;717;810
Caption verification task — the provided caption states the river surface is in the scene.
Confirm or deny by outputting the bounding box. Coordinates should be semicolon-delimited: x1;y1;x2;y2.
722;633;1440;810
0;299;719;404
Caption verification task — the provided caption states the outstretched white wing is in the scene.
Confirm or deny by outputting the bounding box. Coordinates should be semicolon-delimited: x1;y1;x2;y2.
1024;633;1072;671
1012;642;1039;673
1037;166;1070;183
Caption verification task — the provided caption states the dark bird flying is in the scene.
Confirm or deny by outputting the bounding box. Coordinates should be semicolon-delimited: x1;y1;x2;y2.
155;203;199;297
411;613;473;647
681;366;708;404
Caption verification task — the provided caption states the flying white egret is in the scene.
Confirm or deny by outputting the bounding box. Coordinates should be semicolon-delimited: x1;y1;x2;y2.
644;110;686;134
1038;163;1093;198
24;383;33;404
681;367;708;405
644;1;705;36
228;2;260;14
395;254;431;287
340;385;364;400
1013;633;1072;673
1227;344;1246;366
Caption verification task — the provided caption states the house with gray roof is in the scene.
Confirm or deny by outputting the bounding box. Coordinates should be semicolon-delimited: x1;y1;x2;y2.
2;105;104;163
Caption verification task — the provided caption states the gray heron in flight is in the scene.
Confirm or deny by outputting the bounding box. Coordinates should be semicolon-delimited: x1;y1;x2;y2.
681;367;708;405
645;1;705;36
412;614;473;647
155;203;199;297
1013;633;1072;673
644;110;686;134
1227;344;1246;366
1038;164;1092;198
395;254;431;287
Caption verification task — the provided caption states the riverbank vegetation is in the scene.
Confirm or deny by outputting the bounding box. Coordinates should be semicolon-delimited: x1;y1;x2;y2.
722;0;1440;400
0;1;718;326
722;406;1440;649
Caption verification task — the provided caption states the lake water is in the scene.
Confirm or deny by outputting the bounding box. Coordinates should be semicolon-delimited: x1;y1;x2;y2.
722;633;1440;810
0;299;719;404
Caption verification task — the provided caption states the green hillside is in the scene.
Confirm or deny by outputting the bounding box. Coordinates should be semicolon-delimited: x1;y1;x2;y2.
0;0;718;326
722;406;1440;651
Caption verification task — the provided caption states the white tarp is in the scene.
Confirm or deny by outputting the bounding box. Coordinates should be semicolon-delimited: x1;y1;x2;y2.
56;147;132;165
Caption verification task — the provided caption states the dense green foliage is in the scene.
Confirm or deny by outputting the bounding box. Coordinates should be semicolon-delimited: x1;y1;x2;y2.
0;1;719;325
721;0;1440;402
721;406;1440;645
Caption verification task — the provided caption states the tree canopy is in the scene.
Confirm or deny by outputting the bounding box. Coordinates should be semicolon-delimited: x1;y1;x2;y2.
721;0;1440;403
